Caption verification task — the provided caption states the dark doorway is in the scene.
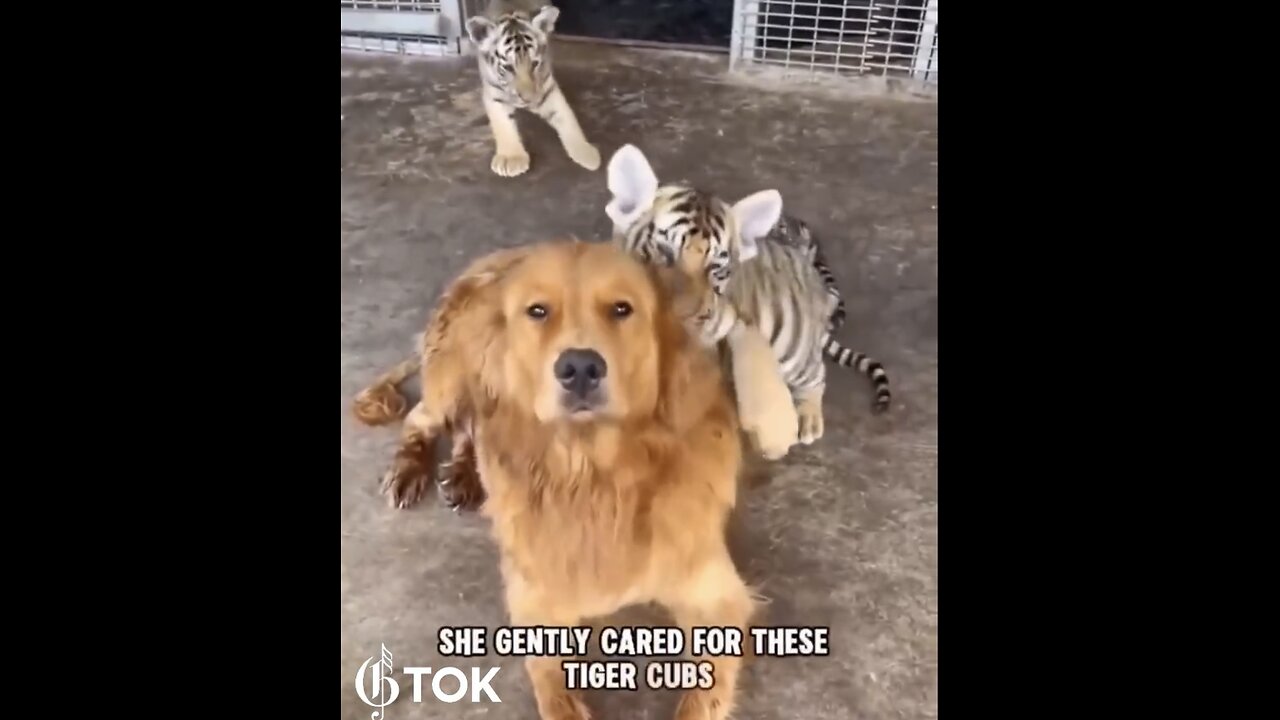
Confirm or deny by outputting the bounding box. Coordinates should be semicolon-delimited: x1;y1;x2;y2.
552;0;735;49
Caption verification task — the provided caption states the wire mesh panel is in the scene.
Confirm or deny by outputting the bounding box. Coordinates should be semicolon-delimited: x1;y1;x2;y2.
341;0;466;57
731;0;937;87
345;0;442;8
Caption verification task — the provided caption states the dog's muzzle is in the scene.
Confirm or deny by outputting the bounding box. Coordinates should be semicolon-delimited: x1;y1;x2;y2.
554;348;607;412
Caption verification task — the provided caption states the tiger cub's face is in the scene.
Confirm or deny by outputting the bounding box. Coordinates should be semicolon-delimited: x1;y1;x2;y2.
604;144;784;296
466;6;559;106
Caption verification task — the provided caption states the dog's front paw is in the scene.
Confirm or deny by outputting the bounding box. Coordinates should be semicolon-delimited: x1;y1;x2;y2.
491;149;531;177
438;457;486;512
379;455;433;510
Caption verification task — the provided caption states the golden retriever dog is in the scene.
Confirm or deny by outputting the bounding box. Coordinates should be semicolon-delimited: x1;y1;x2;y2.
355;240;758;720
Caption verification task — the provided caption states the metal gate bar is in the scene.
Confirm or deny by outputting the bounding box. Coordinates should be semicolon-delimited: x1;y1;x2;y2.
340;0;465;57
730;0;938;87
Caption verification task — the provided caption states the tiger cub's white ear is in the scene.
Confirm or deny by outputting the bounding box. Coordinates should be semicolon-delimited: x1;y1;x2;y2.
605;144;659;229
531;5;560;34
466;16;497;47
730;189;782;262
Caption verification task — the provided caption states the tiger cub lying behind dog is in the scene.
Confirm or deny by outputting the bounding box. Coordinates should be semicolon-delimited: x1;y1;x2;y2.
604;144;893;449
466;0;600;177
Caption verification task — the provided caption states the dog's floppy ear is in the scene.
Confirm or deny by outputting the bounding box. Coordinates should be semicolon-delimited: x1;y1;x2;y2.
606;144;659;230
729;189;783;262
420;247;530;415
531;5;560;34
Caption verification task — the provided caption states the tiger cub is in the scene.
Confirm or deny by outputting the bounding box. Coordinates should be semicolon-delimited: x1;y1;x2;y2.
465;1;600;177
769;213;848;333
604;144;892;446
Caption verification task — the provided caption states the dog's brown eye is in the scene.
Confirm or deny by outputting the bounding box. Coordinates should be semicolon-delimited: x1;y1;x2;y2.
612;301;633;318
527;304;548;319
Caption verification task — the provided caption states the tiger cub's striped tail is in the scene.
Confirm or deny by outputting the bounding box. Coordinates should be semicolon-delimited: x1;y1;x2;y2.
814;253;847;331
789;220;886;412
823;335;891;414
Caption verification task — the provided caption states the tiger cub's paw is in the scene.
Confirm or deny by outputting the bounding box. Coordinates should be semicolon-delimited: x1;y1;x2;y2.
796;396;825;445
566;140;600;171
491;150;531;177
797;406;824;445
746;403;799;461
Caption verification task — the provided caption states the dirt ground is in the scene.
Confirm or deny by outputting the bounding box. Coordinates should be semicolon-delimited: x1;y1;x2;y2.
341;41;937;720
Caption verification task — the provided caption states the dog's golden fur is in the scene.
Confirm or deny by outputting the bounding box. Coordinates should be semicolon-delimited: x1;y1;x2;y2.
358;240;758;720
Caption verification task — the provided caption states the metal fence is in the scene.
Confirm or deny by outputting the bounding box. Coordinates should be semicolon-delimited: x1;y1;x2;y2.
340;0;467;56
730;0;938;86
340;1;939;92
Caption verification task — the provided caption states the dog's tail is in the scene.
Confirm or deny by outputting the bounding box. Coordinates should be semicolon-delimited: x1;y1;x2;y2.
352;336;424;426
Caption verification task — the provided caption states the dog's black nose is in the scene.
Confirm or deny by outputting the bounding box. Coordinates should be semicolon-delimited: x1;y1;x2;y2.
554;348;607;396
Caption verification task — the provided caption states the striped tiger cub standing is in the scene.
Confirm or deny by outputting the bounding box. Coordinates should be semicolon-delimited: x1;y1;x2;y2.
604;144;892;447
465;1;600;177
769;212;849;332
